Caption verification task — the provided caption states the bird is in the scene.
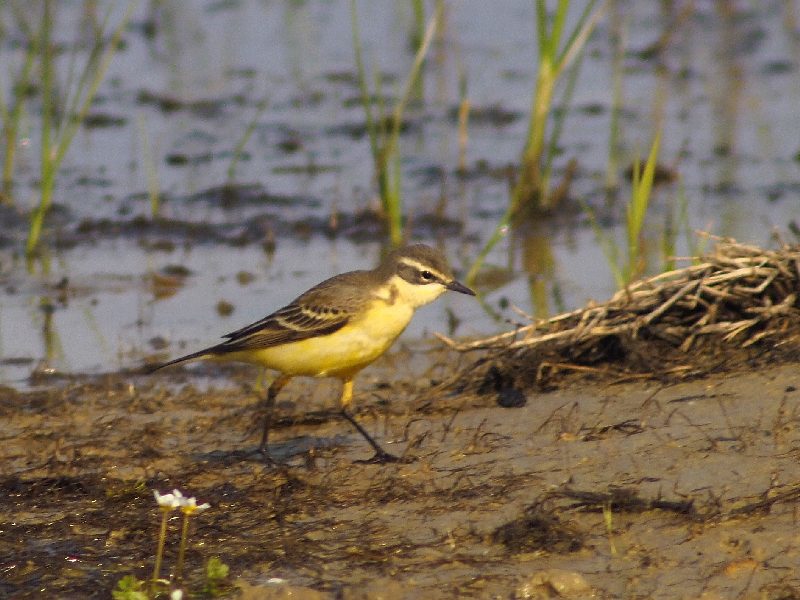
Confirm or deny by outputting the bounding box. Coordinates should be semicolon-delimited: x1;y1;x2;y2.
148;244;475;463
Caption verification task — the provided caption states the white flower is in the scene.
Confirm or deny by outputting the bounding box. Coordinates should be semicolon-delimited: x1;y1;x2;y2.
153;490;182;510
154;488;210;514
179;495;211;515
170;590;184;600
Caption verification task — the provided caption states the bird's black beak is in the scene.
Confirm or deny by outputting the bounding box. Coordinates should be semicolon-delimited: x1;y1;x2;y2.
447;279;476;296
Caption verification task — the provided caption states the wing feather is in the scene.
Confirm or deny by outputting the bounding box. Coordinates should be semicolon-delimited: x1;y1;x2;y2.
208;270;375;354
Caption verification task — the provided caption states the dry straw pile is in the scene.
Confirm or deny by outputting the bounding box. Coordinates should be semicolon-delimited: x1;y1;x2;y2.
442;236;800;384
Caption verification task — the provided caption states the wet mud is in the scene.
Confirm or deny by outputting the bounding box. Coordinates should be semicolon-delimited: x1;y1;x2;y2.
3;345;800;598
30;183;465;252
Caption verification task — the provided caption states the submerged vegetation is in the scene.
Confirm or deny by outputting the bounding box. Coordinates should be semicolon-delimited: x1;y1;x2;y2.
350;0;442;246
511;0;603;214
2;0;685;289
466;0;604;286
0;1;132;257
584;129;664;287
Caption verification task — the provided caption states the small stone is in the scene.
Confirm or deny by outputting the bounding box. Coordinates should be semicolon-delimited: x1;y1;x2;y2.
515;569;593;599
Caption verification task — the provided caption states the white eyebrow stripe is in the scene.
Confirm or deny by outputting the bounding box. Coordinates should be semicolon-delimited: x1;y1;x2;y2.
398;257;448;280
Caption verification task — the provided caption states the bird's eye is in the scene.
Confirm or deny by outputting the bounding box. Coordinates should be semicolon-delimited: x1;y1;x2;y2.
420;270;435;281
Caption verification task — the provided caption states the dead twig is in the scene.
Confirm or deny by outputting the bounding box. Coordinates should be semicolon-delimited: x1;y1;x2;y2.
448;237;800;356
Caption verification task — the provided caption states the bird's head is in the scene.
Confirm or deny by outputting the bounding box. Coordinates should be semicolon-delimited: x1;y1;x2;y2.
379;244;475;308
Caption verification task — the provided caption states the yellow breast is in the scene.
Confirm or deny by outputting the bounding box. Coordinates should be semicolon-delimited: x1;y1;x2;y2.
224;297;415;379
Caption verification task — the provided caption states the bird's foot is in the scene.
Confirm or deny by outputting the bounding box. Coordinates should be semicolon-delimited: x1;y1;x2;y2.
254;445;285;468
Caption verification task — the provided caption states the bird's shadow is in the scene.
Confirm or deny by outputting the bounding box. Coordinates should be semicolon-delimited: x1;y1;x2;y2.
191;433;351;466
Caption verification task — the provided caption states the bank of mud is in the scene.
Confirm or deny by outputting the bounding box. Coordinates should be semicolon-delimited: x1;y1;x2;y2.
3;337;800;598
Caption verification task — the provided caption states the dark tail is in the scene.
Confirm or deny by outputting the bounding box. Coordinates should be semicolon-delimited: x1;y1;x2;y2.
144;347;214;374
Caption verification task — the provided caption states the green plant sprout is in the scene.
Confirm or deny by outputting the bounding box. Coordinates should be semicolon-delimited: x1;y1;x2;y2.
604;0;626;193
466;1;604;285
202;558;230;597
602;501;618;556
25;1;133;257
114;488;217;599
0;6;37;201
625;127;662;283
511;0;603;213
137;114;162;219
227;100;270;183
112;575;148;600
351;0;442;246
582;128;663;288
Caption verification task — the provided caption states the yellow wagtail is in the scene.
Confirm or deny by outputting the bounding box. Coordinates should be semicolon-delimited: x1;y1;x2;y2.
150;244;475;463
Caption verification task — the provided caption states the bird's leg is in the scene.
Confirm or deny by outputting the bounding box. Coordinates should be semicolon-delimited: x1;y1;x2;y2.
338;378;403;463
258;374;290;461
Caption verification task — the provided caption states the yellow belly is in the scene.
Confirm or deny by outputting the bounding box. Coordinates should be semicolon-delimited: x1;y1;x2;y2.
222;301;414;379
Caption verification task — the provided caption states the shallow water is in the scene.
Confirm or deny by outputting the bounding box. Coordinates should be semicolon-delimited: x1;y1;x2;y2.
1;1;799;382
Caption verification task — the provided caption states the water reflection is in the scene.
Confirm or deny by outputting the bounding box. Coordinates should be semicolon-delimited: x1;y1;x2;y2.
514;220;558;320
0;1;798;380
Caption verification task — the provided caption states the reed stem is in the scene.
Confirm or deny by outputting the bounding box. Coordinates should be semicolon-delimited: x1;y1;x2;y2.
25;1;133;257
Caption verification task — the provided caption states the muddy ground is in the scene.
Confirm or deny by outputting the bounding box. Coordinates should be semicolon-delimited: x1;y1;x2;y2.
3;344;800;599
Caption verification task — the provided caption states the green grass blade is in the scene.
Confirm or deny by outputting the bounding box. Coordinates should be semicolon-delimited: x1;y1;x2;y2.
351;0;440;246
26;1;134;256
625;127;662;282
386;2;440;159
227;101;269;183
53;3;133;169
555;0;600;70
510;1;603;214
547;0;569;59
535;0;549;55
465;202;513;285
1;23;36;197
540;43;585;206
27;0;54;258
